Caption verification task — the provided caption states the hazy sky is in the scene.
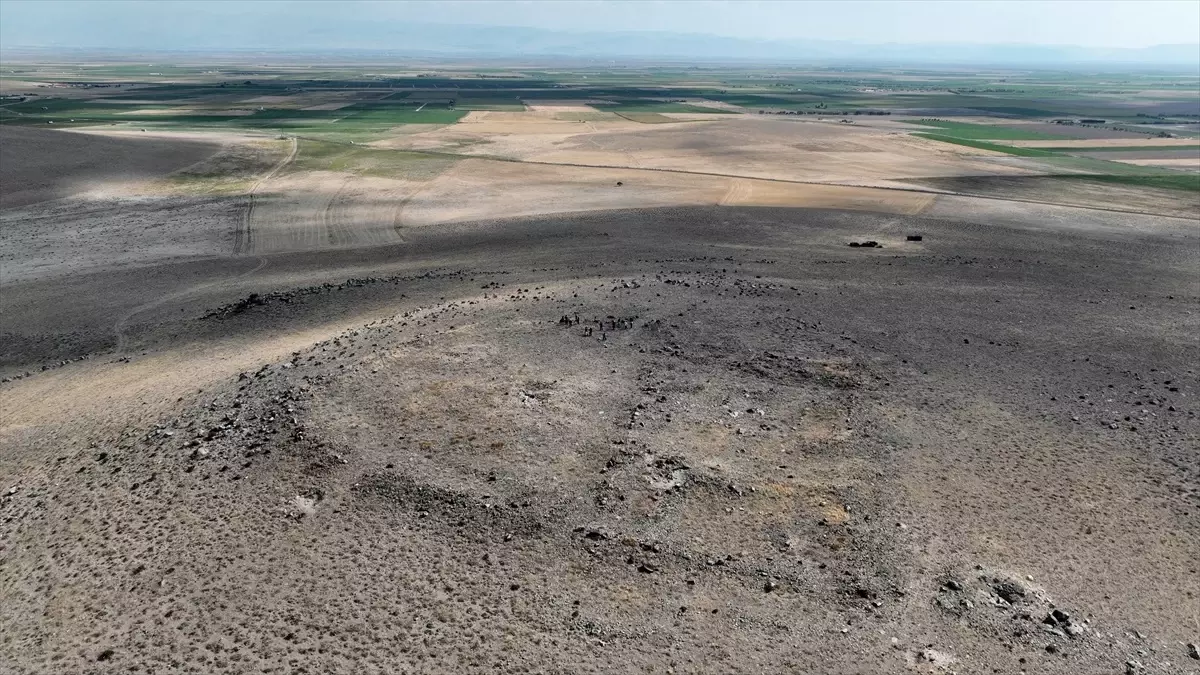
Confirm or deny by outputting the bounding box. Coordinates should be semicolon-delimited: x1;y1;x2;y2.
2;0;1198;49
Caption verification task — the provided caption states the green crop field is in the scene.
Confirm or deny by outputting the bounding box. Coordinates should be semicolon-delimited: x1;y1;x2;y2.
912;134;1060;156
1054;173;1200;192
1034;144;1200;152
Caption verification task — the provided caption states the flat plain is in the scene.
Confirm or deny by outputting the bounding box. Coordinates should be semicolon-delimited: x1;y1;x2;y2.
1;60;1198;675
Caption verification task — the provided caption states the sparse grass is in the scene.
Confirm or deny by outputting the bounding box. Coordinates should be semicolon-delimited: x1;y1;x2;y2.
289;138;459;179
157;138;291;195
908;120;1067;140
1032;155;1184;175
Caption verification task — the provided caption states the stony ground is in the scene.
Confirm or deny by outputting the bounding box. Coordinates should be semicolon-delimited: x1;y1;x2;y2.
2;203;1198;674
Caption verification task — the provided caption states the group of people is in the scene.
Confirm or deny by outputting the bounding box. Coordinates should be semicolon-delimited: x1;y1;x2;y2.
558;313;638;340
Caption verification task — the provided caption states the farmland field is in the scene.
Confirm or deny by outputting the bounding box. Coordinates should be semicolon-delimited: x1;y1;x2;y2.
907;119;1068;140
911;134;1061;156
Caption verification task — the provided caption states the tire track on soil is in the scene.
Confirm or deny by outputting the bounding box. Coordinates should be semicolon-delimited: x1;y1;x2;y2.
116;137;295;354
235;136;298;255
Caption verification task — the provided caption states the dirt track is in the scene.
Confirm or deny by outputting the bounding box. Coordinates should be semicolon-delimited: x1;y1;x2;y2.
1;122;1199;675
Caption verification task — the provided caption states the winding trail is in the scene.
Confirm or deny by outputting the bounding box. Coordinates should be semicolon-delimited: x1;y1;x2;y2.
234;135;299;255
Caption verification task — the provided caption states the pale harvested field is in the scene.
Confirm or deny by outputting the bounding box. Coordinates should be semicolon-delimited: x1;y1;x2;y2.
524;103;600;112
395;157;723;226
684;99;747;111
237;116;945;248
718;177;935;214
374;112;1039;184
392;157;935;227
0;78;54;91
64;126;273;145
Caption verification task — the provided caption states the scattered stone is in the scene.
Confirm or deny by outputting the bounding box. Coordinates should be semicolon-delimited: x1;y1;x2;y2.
913;648;954;668
943;579;963;592
1188;642;1199;660
906;235;923;241
993;580;1026;604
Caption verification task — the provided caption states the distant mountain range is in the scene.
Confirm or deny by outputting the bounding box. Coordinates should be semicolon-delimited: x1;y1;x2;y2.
2;18;1198;68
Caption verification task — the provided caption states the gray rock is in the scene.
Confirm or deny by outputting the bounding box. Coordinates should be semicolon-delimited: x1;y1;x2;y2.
993;580;1026;603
